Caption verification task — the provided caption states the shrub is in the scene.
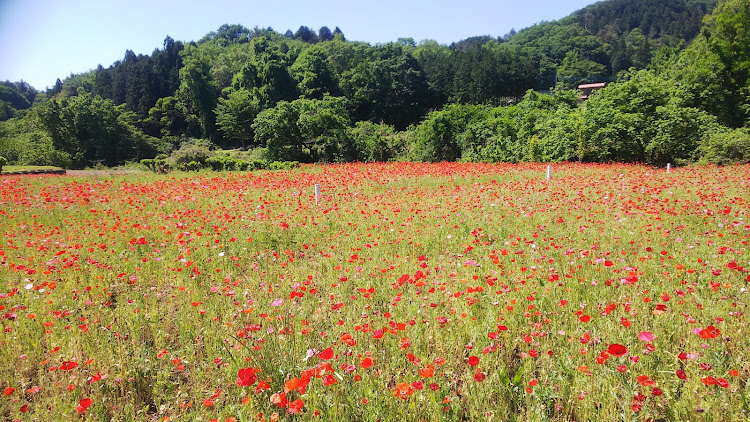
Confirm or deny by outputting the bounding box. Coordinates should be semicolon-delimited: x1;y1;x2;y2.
141;159;157;171
699;128;750;165
0;155;6;173
223;156;238;171
169;141;213;169
141;158;169;173
205;156;225;171
205;156;250;172
347;121;398;162
184;161;201;171
236;160;250;171
269;161;300;170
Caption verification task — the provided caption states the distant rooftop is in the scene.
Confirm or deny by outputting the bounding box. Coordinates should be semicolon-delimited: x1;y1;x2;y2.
577;82;607;89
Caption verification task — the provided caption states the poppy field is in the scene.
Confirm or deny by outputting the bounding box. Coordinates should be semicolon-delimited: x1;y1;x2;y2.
1;162;749;421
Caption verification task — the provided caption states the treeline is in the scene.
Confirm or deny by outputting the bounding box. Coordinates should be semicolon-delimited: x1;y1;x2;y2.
0;81;40;120
0;0;747;169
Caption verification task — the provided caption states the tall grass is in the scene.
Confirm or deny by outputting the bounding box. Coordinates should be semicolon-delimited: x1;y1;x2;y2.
0;162;748;421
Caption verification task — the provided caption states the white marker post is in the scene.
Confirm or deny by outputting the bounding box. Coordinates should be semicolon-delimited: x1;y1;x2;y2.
546;165;552;180
314;184;321;205
666;163;671;173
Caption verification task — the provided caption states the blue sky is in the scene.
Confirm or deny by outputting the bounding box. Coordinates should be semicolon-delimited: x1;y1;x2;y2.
0;0;597;90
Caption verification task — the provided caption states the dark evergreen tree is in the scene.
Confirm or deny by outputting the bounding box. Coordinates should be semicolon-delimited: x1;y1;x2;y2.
318;26;333;42
294;26;319;43
333;26;345;40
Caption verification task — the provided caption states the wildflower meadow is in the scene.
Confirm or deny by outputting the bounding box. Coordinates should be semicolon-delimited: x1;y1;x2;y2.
1;162;749;421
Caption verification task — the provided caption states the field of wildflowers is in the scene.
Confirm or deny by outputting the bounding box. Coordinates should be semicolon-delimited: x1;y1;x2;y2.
1;162;749;421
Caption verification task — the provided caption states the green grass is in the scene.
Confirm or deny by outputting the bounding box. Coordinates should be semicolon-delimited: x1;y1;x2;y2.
0;162;748;421
1;165;64;173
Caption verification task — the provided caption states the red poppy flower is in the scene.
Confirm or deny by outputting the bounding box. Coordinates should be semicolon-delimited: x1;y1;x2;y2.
236;367;257;387
636;375;655;386
702;376;716;385
467;356;479;366
419;365;434;378
319;348;334;360
76;398;92;413
699;325;720;339
340;333;356;346
392;382;414;398
288;399;304;414
88;372;103;384
270;392;288;408
607;344;628;357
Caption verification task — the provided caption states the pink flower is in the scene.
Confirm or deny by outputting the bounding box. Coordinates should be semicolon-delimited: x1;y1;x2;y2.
638;331;654;342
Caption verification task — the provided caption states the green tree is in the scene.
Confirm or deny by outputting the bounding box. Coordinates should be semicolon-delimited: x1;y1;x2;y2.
414;40;454;108
702;0;750;126
2;109;72;167
582;69;716;165
215;89;260;148
38;92;147;168
451;41;537;103
342;43;428;129
238;36;299;108
318;26;333;42
253;100;303;161
0;81;38;120
347;121;399;162
557;50;608;89
333;27;345;40
145;96;189;138
177;45;219;139
624;28;651;69
296;96;351;161
253;96;351;162
508;22;610;89
294;26;318;43
291;45;339;99
699;127;750;164
409;103;489;162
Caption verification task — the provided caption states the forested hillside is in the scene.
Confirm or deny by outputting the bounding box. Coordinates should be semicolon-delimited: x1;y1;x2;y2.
1;0;747;169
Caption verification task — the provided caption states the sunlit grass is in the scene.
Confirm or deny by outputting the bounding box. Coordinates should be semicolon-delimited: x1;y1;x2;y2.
1;165;63;174
1;162;748;421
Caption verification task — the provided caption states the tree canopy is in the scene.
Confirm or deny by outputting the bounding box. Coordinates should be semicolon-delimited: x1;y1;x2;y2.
1;0;748;169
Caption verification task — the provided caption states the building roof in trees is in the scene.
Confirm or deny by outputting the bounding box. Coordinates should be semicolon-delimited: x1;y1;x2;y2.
577;82;606;89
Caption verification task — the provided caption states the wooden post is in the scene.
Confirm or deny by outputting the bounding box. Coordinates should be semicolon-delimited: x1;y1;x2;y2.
666;163;671;173
314;184;321;205
546;165;552;180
